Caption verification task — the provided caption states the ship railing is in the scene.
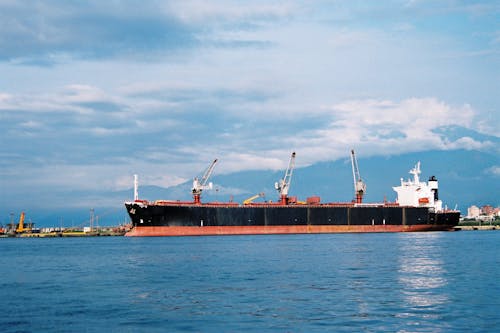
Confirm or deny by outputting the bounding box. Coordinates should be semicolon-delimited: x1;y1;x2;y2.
154;200;196;206
353;203;389;207
204;202;240;207
125;199;150;206
152;200;241;207
322;202;356;207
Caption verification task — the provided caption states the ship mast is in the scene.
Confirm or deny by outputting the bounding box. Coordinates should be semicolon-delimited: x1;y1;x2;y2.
275;152;296;204
192;159;218;204
133;174;139;201
409;161;421;184
350;149;366;204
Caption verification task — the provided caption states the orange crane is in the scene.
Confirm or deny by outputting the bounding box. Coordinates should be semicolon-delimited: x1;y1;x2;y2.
350;149;366;204
15;212;30;233
275;152;296;204
243;192;265;205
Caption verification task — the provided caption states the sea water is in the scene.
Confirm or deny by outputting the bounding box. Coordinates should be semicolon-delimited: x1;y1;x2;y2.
1;231;499;332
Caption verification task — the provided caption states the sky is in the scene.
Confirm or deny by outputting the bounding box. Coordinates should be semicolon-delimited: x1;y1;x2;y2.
0;0;499;212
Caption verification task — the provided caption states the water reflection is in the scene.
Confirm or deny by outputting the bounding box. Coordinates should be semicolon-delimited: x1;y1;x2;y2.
397;233;450;329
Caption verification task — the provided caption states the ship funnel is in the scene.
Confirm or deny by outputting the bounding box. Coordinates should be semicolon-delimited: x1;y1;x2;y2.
428;176;439;201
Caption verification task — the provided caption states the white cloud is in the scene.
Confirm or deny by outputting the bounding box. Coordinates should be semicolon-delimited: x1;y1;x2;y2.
285;98;481;164
19;120;44;129
87;127;128;136
442;137;495;150
115;173;187;191
217;152;288;173
166;1;297;24
0;90;93;114
0;85;490;179
330;98;473;131
1;1;498;211
61;84;109;104
0;92;12;102
485;166;500;177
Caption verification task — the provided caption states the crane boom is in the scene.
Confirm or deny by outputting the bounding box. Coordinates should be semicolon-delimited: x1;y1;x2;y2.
192;159;218;204
275;152;296;204
243;192;265;205
201;159;218;186
350;149;366;204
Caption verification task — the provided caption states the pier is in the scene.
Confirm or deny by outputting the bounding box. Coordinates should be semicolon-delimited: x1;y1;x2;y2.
454;225;498;231
0;225;131;238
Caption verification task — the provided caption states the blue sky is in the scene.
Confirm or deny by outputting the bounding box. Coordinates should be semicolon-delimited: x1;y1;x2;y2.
0;1;499;210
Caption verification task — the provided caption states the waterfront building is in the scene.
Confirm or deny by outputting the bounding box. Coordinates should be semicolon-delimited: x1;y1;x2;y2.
467;205;481;218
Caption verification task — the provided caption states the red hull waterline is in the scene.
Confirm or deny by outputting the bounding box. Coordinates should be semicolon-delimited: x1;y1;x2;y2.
125;225;456;237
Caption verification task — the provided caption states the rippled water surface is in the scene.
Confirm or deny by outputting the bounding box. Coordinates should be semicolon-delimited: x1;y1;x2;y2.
1;231;499;332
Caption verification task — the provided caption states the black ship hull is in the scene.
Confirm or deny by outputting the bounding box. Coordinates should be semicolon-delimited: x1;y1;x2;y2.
125;203;460;236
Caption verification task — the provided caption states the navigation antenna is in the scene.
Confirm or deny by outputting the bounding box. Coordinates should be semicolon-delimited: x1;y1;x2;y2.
275;152;296;205
192;159;218;204
350;149;366;204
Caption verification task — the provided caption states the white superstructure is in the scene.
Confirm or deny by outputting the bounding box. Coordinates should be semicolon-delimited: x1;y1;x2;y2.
392;162;443;211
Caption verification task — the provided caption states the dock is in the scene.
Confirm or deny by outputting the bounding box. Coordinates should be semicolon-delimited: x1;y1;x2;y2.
454;225;498;231
0;225;130;238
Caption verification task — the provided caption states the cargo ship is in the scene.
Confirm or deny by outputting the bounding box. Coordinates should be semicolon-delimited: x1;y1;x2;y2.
124;151;460;236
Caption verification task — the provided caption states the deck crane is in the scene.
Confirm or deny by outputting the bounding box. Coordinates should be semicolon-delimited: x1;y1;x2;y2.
243;192;265;205
275;152;296;205
192;159;218;204
350;149;366;204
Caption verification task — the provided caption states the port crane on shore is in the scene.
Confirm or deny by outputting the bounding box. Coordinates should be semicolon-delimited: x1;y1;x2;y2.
15;212;33;233
350;149;366;204
192;159;218;204
275;152;296;204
